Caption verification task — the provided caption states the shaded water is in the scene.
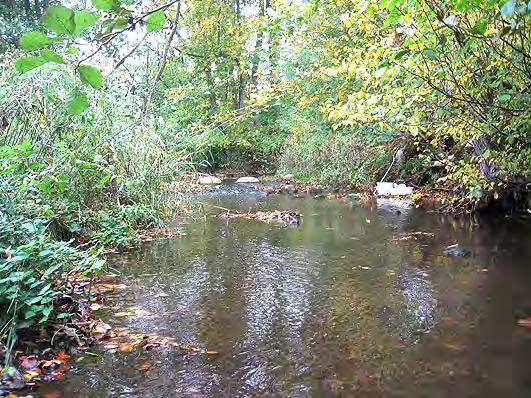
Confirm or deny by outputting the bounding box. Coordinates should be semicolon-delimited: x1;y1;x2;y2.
45;184;531;397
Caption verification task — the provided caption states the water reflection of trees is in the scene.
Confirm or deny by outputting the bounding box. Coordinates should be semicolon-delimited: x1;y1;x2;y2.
95;198;526;396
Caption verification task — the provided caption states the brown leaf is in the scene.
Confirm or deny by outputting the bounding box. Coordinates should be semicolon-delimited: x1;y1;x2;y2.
119;343;135;353
135;361;153;372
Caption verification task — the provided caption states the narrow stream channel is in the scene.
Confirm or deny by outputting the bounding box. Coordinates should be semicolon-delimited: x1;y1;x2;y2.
42;183;531;397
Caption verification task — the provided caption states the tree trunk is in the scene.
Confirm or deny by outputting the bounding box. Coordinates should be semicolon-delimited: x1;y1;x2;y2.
205;66;218;110
250;0;266;90
23;0;31;17
471;134;498;181
34;0;41;18
5;0;16;11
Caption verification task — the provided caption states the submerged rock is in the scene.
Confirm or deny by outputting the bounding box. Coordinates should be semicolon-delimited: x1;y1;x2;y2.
199;175;222;184
443;244;471;257
236;176;260;183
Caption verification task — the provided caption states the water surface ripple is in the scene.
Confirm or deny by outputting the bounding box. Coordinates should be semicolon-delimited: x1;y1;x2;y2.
44;184;531;397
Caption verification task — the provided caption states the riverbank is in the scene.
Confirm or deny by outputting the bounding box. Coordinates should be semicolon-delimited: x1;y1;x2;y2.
187;172;531;216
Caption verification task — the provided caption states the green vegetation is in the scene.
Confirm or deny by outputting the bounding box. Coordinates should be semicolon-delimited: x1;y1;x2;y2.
0;0;530;364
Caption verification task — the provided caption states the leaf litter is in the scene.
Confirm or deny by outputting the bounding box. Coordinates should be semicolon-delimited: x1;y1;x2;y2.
0;271;218;394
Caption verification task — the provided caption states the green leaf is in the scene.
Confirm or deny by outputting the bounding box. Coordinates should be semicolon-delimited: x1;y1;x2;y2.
74;10;100;36
19;31;53;51
14;56;48;73
78;65;104;89
68;90;88;115
41;49;65;63
394;49;409;60
424;48;437;60
470;20;487;35
501;0;516;17
146;10;166;32
92;0;118;10
111;17;129;30
66;47;80;55
42;5;75;36
499;93;511;102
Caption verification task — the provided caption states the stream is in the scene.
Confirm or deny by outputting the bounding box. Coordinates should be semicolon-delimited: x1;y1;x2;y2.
42;183;530;397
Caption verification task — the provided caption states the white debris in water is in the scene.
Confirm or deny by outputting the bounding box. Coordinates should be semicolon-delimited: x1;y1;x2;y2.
199;175;222;184
376;197;413;210
376;182;414;196
236;176;260;183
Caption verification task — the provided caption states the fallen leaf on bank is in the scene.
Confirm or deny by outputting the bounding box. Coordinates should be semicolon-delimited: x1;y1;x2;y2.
19;355;39;370
135;361;153;372
517;317;531;328
102;343;120;350
154;292;169;298
205;350;219;355
90;319;112;340
119;343;135;353
443;343;467;351
24;369;41;380
55;352;70;362
113;312;133;318
134;308;152;317
41;359;65;370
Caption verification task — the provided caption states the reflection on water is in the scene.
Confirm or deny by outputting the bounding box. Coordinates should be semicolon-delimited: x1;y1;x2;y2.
44;184;531;397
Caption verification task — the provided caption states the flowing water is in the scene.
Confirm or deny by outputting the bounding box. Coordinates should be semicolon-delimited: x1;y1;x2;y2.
43;183;531;397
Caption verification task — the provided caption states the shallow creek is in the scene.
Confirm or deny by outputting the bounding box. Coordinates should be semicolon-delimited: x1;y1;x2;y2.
42;183;531;397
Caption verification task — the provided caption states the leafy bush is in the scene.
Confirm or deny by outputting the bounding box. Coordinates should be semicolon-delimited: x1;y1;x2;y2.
0;142;104;351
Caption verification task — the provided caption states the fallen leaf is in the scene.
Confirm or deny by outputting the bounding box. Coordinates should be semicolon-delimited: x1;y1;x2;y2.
114;312;133;318
205;350;219;355
19;355;39;370
517;317;531;328
134;308;153;317
119;343;135;353
154;292;169;298
55;351;70;361
135;361;153;372
90;303;102;311
443;343;467;351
